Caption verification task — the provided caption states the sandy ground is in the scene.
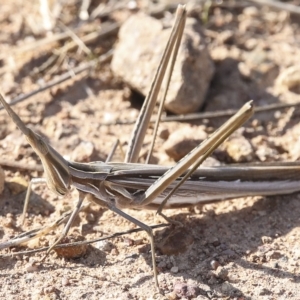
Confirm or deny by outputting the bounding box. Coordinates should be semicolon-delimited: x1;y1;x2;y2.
1;1;300;299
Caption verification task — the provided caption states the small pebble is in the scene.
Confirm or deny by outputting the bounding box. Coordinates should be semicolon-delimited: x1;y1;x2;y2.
209;237;220;247
215;266;229;281
6;175;27;195
173;281;200;298
54;235;88;259
261;236;273;244
86;213;95;222
25;262;39;273
134;239;144;246
210;260;220;270
43;286;56;294
266;250;282;260
111;248;119;256
243;6;259;17
157;261;167;269
137;244;150;254
163;126;207;161
3;216;15;228
221;282;235;294
170;266;179;273
224;136;254;163
158;128;170;140
127;1;137;10
61;277;70;286
166;291;177;300
70;141;96;162
156;226;194;255
124;238;134;247
96;240;114;252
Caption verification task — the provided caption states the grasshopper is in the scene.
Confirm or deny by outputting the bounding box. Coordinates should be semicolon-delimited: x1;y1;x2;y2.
1;5;300;289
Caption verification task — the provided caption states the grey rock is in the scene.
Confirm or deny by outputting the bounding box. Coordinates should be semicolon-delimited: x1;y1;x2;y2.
163;125;207;161
111;14;214;114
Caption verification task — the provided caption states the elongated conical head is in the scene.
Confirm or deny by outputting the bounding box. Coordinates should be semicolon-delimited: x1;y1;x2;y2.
0;93;71;195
